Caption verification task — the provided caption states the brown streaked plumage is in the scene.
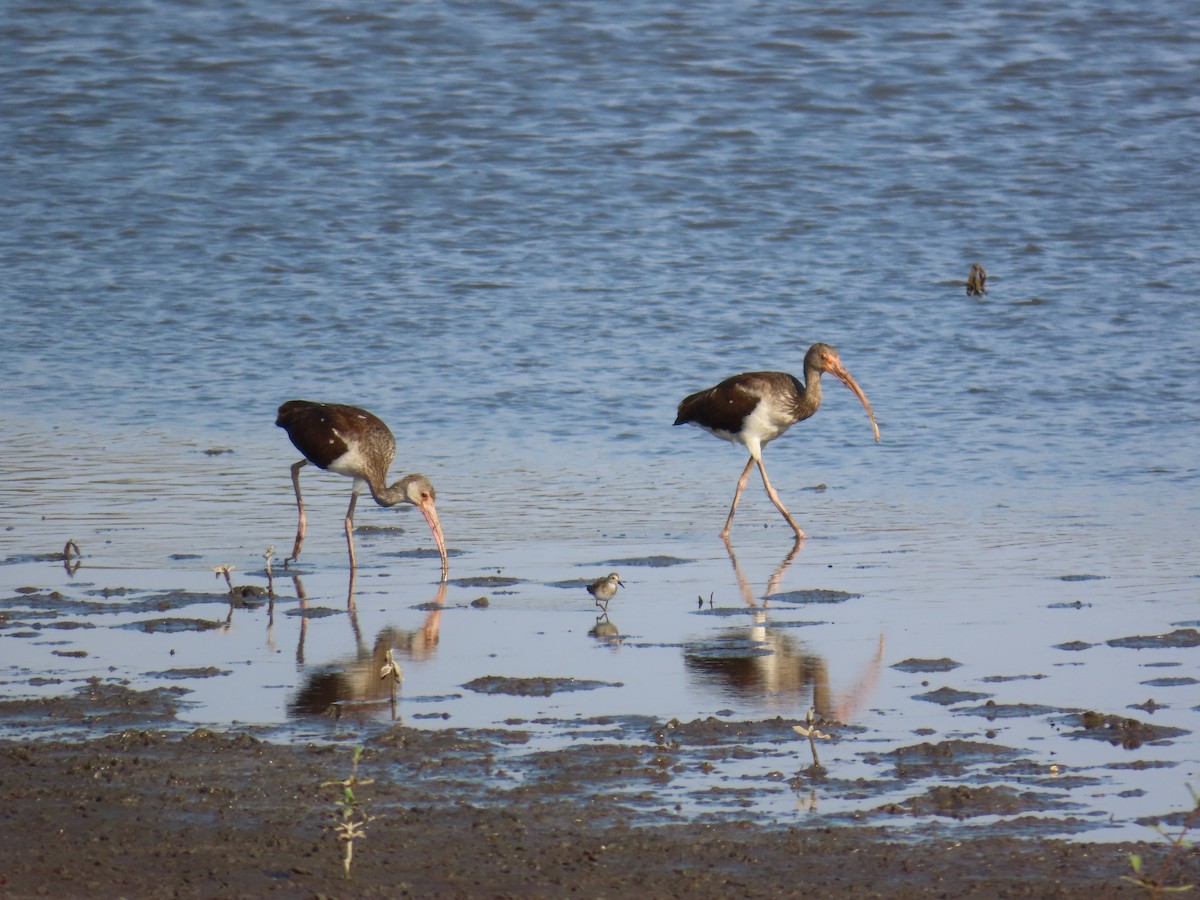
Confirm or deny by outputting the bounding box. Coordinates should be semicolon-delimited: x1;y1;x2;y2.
586;572;625;612
966;262;987;296
276;400;448;581
674;343;879;539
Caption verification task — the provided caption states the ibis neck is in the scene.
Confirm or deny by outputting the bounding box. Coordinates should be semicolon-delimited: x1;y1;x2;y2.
792;366;823;418
367;477;406;508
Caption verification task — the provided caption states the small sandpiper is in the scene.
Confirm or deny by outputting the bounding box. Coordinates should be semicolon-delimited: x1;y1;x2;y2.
966;262;988;296
586;572;625;612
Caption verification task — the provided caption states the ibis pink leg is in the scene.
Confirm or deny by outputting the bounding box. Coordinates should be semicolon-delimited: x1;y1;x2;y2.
344;489;360;573
721;457;757;539
287;460;309;564
754;457;805;538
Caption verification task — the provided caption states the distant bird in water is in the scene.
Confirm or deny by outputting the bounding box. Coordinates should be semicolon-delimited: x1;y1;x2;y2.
674;343;880;539
587;572;625;612
275;400;449;581
966;262;988;296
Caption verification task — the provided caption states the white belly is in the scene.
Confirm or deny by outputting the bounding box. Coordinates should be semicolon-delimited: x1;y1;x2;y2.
699;403;793;456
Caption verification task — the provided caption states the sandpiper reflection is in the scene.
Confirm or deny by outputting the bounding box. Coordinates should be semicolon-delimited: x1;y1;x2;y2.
588;611;623;648
683;538;883;721
290;581;446;721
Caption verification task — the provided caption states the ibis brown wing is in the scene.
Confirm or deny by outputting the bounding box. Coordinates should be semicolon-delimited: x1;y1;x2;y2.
674;373;789;435
276;400;375;470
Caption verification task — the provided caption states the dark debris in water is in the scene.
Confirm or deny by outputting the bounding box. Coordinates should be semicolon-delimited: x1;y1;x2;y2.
892;657;962;673
144;667;230;680
956;701;1059;719
693;606;773;618
1062;711;1190;749
463;676;621;696
1140;676;1198;688
451;576;523;588
354;524;408;535
876;784;1073;819
285;606;341;619
1107;628;1200;649
0;680;188;725
1054;640;1095;651
386;548;454;560
771;588;860;605
120;618;225;634
913;686;993;706
653;715;815;746
883;740;1023;775
4;589;238;618
1059;574;1107;582
594;556;693;568
682;638;773;661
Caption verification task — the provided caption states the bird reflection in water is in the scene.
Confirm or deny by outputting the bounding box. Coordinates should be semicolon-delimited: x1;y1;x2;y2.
588;612;623;649
290;580;447;722
62;540;82;577
683;537;884;725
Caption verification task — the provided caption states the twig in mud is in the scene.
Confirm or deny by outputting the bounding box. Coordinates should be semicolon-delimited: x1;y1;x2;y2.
793;707;831;771
213;564;235;595
263;546;275;598
380;648;402;720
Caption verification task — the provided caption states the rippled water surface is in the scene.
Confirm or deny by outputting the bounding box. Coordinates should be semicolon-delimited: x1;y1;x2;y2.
2;0;1198;840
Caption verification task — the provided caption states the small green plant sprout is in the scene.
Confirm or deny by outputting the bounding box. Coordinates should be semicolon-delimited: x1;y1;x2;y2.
321;746;377;879
1122;783;1200;897
793;707;831;770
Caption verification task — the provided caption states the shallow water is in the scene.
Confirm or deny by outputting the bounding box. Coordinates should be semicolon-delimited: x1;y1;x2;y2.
2;0;1198;842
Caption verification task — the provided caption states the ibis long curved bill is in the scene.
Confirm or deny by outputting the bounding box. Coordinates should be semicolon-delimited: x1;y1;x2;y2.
826;359;881;443
414;492;449;582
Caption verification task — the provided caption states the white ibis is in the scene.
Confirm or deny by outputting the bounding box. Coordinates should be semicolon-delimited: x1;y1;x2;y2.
673;343;880;539
587;572;624;612
275;400;448;581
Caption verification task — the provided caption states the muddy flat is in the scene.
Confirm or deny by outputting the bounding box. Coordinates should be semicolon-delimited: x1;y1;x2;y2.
0;721;1190;898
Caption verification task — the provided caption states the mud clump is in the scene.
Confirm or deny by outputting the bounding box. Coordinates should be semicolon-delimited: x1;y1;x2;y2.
463;675;620;696
1067;711;1189;749
892;657;962;673
1106;628;1200;649
879;784;1067;819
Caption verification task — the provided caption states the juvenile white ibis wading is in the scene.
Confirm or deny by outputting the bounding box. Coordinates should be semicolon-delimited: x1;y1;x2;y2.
275;400;449;582
673;343;880;539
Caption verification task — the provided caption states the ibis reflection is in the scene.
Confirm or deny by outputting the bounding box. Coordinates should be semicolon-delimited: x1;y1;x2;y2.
684;538;883;721
290;580;446;721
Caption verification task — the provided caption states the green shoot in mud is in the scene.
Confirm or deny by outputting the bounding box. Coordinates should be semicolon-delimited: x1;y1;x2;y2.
1122;783;1200;897
321;746;377;879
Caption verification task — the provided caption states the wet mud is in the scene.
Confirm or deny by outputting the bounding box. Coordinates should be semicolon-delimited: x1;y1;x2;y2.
0;701;1194;897
2;575;1199;895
